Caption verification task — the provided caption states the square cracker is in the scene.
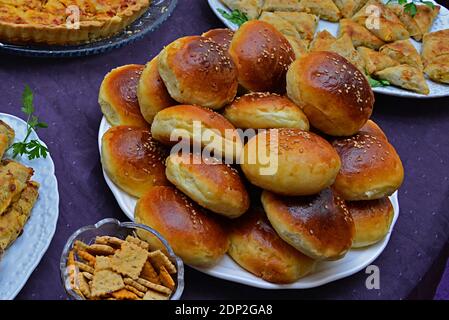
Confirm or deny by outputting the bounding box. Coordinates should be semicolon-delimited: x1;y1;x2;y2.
148;250;177;274
143;290;169;300
91;270;124;297
111;242;148;279
125;235;149;251
95;256;112;271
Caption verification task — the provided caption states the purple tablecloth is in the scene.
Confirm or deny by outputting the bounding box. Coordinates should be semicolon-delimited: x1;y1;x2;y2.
0;0;448;300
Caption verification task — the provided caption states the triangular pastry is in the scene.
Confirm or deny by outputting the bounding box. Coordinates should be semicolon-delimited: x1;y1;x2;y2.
339;18;384;49
284;35;309;59
259;11;301;39
262;0;301;12
386;3;422;40
424;54;449;84
274;11;318;41
357;46;399;75
298;0;342;22
422;29;449;66
380;39;423;70
220;0;264;20
376;65;429;95
334;0;369;18
414;4;440;38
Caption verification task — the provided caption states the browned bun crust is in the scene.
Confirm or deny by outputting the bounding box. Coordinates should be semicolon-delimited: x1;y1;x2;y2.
223;92;310;130
137;56;177;124
151;105;243;160
332;132;404;200
229;20;295;93
165;153;250;218
287;51;374;136
135;186;229;267
99;64;148;128
101;126;170;198
202;28;234;50
261;189;355;260
158;36;238;109
228;206;316;284
359;120;388;141
346;198;394;248
240;129;341;196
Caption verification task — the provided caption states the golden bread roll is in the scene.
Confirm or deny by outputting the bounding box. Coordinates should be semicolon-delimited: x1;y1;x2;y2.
165;153;250;218
261;189;355;260
137;56;177;124
151;105;243;161
202;28;234;50
229;20;295;93
223;92;309;130
101;126;170;198
359;120;387;141
135;186;229;267
99;64;148;128
332;131;404;201
346;198;394;248
287;51;374;136
240;129;341;196
228;206;316;284
158;36;238;109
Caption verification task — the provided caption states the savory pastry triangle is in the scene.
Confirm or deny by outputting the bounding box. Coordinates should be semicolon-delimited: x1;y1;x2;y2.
259;11;301;39
274;11;319;41
298;0;342;22
376;65;429;95
309;30;336;51
284;35;309;58
424;54;449;84
413;4;440;38
421;29;449;66
0;160;33;215
386;3;422;40
352;0;409;42
357;46;399;75
334;0;369;18
380;39;423;70
262;0;301;12
0;120;14;159
328;34;365;72
220;0;264;20
339;18;384;49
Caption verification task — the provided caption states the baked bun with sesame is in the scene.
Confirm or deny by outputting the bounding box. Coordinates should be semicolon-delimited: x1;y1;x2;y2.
332;132;404;200
151;105;243;161
229;20;295;93
202;28;234;50
99;64;148;128
135;186;229;267
158;36;238;109
240;129;341;196
261;189;355;260
346;198;394;248
287;51;374;136
223;92;309;130
228;206;316;284
137;56;177;124
101;126;170;198
165;153;250;218
359;120;388;141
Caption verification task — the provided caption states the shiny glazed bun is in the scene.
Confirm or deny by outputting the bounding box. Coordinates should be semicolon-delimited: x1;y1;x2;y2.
202;28;234;50
99;64;148;128
261;189;355;260
135;186;229;267
151;105;243;161
287;51;374;136
101;126;170;197
158;36;238;109
223;92;309;130
346;198;394;248
229;20;295;93
359;120;388;141
137;56;176;124
332;131;404;200
165;153;250;218
240;129;341;196
228;206;316;284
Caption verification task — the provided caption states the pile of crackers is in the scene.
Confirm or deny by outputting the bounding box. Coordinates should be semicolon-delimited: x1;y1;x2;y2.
67;235;177;300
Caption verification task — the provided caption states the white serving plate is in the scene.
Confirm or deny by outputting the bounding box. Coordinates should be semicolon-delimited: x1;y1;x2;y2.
0;113;59;299
98;117;400;289
208;0;449;99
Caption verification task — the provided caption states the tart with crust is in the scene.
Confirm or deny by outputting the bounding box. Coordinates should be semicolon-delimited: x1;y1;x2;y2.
0;0;151;45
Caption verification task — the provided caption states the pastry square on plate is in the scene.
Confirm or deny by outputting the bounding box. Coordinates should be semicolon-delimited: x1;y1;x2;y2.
380;39;423;70
357;46;399;75
339;18;384;49
259;11;301;38
298;0;342;22
220;0;264;19
273;11;318;41
334;0;368;18
376;64;429;95
262;0;301;12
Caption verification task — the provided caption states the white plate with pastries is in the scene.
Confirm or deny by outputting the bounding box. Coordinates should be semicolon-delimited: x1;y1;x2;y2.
209;0;449;98
0;113;59;299
98;116;400;289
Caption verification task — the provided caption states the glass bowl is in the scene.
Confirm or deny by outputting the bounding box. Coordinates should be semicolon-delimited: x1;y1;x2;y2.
60;218;184;300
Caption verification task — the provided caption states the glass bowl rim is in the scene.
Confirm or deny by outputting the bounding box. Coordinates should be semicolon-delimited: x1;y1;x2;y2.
59;218;185;300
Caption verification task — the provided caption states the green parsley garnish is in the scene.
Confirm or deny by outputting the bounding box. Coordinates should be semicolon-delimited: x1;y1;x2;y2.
217;8;248;27
367;75;390;88
386;0;435;17
9;85;49;160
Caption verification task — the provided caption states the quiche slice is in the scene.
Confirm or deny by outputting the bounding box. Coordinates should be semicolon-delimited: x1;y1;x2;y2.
376;64;429;95
0;0;151;45
380;39;423;70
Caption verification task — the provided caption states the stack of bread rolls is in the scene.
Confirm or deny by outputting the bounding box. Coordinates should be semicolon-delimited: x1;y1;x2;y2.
99;20;404;284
